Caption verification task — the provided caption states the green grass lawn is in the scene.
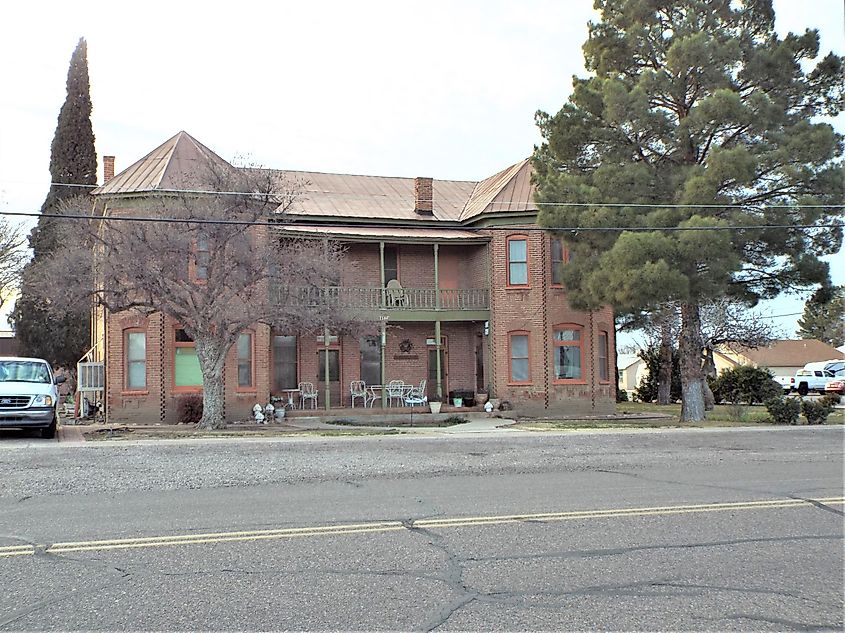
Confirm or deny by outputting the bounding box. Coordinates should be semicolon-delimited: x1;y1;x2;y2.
517;400;843;431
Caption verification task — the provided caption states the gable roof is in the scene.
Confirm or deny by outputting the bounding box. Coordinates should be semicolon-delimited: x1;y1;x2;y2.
92;131;238;196
722;339;845;367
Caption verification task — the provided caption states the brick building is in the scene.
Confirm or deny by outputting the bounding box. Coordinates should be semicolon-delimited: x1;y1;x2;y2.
90;132;615;423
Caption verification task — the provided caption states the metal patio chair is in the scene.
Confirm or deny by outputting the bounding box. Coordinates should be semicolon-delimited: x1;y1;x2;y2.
386;380;406;407
299;382;318;409
404;379;428;407
350;380;368;408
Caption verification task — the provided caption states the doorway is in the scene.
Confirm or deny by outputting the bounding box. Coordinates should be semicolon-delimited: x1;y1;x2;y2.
317;348;341;407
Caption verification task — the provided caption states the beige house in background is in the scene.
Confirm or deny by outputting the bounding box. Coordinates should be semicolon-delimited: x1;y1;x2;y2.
714;339;845;378
618;353;647;397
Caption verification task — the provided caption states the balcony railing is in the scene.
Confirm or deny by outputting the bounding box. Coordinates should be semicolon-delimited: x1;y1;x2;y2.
275;286;489;311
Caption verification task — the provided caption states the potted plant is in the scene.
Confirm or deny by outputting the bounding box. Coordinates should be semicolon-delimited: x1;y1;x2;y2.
429;396;442;414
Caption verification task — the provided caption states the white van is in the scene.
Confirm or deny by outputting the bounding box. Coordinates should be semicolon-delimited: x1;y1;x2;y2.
0;357;65;438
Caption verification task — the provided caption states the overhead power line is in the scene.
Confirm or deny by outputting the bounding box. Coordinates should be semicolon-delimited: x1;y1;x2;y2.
0;209;841;233
1;180;844;209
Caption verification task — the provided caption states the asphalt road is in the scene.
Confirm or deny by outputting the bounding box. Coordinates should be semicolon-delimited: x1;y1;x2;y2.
0;427;842;631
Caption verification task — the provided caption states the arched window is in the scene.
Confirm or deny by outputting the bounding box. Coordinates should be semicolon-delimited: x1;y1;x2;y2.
124;328;146;391
598;331;609;383
507;235;529;286
237;331;255;390
508;331;531;384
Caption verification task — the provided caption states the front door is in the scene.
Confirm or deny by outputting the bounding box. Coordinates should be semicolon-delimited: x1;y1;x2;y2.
317;349;341;407
359;336;381;387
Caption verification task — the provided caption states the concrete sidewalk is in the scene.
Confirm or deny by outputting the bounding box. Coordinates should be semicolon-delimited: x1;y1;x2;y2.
57;412;525;443
285;413;523;435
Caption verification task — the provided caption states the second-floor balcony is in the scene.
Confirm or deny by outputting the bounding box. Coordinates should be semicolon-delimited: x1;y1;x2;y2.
275;286;490;320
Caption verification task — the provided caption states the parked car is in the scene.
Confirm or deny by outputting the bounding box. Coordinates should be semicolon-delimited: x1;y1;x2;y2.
824;369;845;396
0;357;65;438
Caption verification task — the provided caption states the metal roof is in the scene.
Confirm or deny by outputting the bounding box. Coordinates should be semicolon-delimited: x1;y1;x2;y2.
93;131;538;224
263;170;476;222
460;158;537;221
276;224;486;242
91;131;238;196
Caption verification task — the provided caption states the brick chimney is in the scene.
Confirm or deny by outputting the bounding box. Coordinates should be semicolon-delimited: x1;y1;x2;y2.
414;177;433;215
103;156;115;183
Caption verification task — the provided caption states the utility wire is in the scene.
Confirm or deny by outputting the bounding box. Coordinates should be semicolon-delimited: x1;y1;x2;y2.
0;209;841;233
2;180;844;209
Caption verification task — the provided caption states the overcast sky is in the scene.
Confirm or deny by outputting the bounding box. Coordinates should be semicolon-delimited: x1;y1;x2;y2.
1;0;842;341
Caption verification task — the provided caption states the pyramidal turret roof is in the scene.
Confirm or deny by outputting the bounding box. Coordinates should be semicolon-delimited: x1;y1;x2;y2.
92;131;237;196
459;158;537;221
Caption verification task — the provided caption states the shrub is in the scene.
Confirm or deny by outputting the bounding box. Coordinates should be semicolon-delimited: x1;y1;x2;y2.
710;366;782;405
802;399;834;425
616;388;629;403
177;394;204;424
765;397;801;425
821;393;841;405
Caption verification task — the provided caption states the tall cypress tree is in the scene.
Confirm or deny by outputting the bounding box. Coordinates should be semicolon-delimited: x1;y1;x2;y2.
533;0;843;422
11;38;96;367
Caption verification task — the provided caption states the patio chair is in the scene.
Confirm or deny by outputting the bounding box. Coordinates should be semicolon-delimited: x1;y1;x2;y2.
404;379;428;407
386;380;406;407
350;380;368;408
385;279;407;307
299;382;318;409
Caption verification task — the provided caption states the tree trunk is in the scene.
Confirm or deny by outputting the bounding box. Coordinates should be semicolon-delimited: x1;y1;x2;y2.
195;335;229;430
702;346;716;411
657;318;673;405
678;302;706;422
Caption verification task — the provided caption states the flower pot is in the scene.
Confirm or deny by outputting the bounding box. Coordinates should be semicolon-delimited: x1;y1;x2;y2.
476;393;488;405
453;397;463;407
429;401;442;414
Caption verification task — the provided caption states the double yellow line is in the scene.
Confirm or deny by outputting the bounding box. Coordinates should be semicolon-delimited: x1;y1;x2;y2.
2;497;841;559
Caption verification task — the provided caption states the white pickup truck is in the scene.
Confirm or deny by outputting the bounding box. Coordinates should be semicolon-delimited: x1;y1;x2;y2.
773;375;794;394
793;360;843;396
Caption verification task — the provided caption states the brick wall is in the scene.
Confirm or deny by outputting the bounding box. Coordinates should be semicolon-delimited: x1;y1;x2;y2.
486;228;615;414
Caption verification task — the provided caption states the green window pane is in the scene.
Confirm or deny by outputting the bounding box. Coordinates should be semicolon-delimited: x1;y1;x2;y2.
175;347;203;387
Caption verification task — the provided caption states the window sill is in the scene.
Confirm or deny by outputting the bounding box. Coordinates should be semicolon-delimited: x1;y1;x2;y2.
121;390;149;396
552;380;587;385
507;381;533;386
173;386;203;393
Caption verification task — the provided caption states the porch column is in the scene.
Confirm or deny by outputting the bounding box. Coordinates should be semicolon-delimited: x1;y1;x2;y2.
433;243;440;309
435;320;443;399
379;242;385;304
380;317;387;408
323;326;330;410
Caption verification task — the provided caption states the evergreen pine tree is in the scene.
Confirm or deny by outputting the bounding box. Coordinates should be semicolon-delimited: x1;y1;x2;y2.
533;0;844;421
797;286;845;347
11;38;96;368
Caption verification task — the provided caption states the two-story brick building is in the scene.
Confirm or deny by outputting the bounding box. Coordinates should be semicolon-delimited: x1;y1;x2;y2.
89;131;615;423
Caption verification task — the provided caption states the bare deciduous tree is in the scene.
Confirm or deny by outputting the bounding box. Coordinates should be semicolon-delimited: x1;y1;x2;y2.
0;217;26;311
31;168;364;429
